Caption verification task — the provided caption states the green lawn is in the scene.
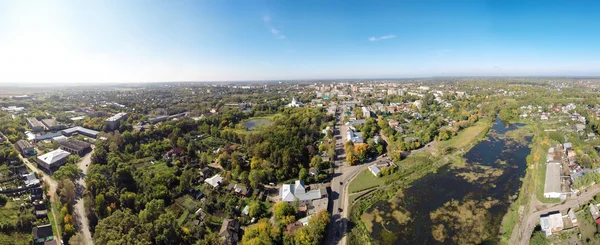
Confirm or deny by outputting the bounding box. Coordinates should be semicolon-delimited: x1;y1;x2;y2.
0;201;33;245
348;169;383;194
437;117;492;153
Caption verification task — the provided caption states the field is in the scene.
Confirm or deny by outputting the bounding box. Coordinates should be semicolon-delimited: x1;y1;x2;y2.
348;169;383;194
435;117;492;155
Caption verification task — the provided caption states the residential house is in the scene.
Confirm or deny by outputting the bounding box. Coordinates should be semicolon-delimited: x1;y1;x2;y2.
540;212;564;237
16;140;34;156
204;174;223;188
32;224;55;245
36;149;71;171
33;201;48;218
279;180;325;206
31;187;43;202
219;219;239;245
163;147;183;161
24;173;40;187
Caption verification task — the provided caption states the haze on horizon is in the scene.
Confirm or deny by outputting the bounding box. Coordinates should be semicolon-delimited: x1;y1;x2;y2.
2;0;600;85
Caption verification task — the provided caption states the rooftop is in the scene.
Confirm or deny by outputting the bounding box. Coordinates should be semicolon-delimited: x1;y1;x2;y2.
37;149;70;166
61;126;100;137
544;162;561;194
106;112;127;122
60;139;91;151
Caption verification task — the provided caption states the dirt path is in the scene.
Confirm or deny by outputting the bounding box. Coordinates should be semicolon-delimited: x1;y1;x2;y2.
74;151;94;245
22;157;62;243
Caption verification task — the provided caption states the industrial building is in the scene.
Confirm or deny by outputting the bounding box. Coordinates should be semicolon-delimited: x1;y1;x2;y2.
105;112;128;131
41;118;63;131
544;161;562;198
61;126;99;138
16;140;34;156
27;117;45;132
60;139;92;156
36;149;71;171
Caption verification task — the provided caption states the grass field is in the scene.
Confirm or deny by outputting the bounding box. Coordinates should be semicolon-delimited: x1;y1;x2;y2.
348;170;383;194
436;117;492;155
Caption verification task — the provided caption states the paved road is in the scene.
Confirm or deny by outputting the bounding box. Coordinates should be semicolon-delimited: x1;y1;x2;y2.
516;186;600;245
73;150;94;245
326;109;387;245
21;157;62;243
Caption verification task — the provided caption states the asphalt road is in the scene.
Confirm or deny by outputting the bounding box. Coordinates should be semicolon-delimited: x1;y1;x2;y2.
326;109;382;245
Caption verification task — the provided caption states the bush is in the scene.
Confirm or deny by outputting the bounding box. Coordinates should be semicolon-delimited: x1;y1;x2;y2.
0;194;8;206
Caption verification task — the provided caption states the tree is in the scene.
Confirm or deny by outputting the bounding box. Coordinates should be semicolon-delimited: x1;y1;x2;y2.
59;179;76;204
530;230;548;245
248;201;263;218
53;163;81;181
309;155;323;171
69;232;84;245
139;199;165;224
299;168;308;181
249;169;265;189
0;194;8;206
94;209;151;245
273;201;295;220
179;169;194;191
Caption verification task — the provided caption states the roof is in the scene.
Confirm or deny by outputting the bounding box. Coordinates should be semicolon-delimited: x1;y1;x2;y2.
564;142;573;149
16;140;33;150
544;162;561;194
106;112;127;122
60;139;91;151
27;118;44;128
369;165;381;176
37;149;71;166
61;126;99;137
298;215;311;226
34;132;62;141
41;119;58;128
242;205;250;216
204;174;223;187
219;219;239;237
280;184;295;202
32;224;54;240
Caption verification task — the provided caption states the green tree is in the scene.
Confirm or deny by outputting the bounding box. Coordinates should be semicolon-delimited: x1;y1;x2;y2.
248;201;263;218
273;201;295;220
530;230;548;245
299;168;308;181
139;199;165;224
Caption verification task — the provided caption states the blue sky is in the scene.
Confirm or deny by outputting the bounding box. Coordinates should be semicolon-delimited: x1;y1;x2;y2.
1;0;600;84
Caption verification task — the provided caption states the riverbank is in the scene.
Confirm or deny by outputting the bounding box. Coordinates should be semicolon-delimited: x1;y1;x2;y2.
348;117;494;245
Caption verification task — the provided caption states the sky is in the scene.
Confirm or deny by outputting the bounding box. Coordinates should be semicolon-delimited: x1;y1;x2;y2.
1;0;600;84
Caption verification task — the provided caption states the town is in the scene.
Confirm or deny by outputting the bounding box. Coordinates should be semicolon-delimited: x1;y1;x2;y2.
1;78;600;245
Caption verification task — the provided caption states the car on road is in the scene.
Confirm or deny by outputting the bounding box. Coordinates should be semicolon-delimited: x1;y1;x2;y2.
340;181;343;185
338;207;343;212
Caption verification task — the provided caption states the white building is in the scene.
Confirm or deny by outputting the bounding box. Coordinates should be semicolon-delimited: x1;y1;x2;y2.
204;174;223;188
540;212;564;236
544;161;562;198
279;180;322;203
369;165;381;177
36;149;71;171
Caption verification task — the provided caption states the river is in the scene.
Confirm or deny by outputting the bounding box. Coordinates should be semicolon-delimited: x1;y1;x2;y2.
365;118;532;244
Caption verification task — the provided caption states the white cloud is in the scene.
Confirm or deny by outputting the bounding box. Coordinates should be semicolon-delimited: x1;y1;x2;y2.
270;28;285;39
368;35;396;42
263;15;271;23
